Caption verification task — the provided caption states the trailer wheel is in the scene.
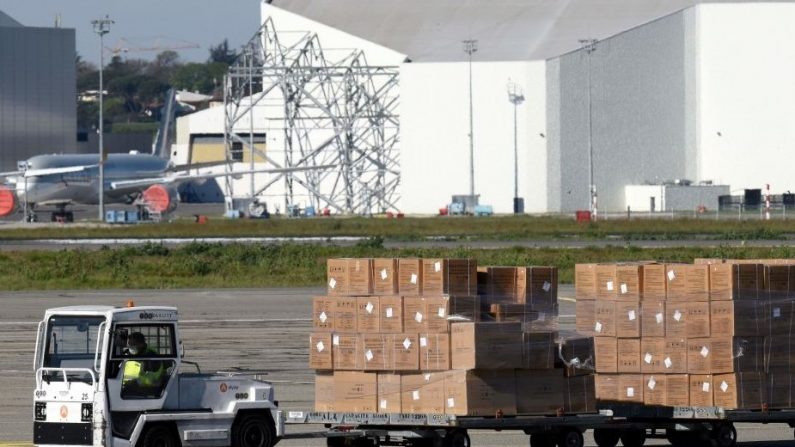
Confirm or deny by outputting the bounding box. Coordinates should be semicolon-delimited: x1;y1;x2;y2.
326;437;346;447
232;413;276;447
592;428;620;447
619;428;646;447
444;429;470;447
711;423;736;447
665;429;701;447
557;429;584;447
140;424;178;447
529;433;555;447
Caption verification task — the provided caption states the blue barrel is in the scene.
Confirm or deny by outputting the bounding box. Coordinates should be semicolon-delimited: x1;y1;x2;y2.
105;210;116;223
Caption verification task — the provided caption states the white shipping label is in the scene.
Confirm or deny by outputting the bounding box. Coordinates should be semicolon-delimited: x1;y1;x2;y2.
434;261;441;272
620;283;628;294
720;381;729;393
655;313;664;324
702;382;711;393
412;391;420;401
594;322;603;333
415;312;424;323
316;341;325;353
424;374;431;381
543;281;551;292
410;273;418;284
673;310;682;322
664;357;673;369
438;307;446;318
606;281;614;291
329;278;337;289
626;387;635;397
644;353;653;364
403;338;412;350
333;335;340;346
380;269;388;280
628;310;636;321
380;399;388;409
385;307;394;318
668;270;676;281
700;347;710;358
420;337;428;347
571;357;581;366
774;307;782;318
318;311;328;323
365;350;374;361
447;398;455;408
647;377;656;390
365;302;374;314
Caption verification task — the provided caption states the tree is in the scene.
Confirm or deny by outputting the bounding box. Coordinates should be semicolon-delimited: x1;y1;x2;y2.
208;39;237;65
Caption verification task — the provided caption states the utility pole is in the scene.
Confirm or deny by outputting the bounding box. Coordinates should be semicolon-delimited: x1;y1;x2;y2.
507;80;525;213
92;15;113;221
462;39;478;198
579;38;598;218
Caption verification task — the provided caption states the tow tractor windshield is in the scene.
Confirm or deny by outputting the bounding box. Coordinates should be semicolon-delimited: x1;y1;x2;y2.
42;316;105;382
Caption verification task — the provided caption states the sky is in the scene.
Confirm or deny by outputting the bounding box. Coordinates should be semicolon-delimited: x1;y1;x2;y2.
0;0;262;64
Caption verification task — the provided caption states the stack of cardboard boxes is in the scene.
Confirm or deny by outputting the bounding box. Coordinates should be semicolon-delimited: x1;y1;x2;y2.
576;260;795;409
311;258;595;415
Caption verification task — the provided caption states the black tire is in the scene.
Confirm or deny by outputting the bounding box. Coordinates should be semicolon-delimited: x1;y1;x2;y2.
666;429;700;447
711;423;737;447
529;433;556;447
592;428;620;447
557;429;584;447
619;428;646;447
326;437;346;447
232;413;276;447
140;424;178;447
444;429;470;447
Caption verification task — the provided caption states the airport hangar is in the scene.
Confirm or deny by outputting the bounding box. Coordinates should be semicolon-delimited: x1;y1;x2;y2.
175;1;795;215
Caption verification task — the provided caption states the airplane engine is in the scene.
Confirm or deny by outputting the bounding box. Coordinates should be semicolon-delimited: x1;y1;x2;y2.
142;184;179;214
0;185;16;217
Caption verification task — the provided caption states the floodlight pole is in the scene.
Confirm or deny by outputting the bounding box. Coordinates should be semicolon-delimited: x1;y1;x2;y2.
507;81;525;212
463;39;478;198
580;38;597;218
93;16;113;221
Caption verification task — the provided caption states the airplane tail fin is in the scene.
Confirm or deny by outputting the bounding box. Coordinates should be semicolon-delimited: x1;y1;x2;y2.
152;88;177;159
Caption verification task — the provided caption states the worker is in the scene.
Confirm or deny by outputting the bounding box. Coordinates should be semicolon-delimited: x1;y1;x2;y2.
122;332;165;397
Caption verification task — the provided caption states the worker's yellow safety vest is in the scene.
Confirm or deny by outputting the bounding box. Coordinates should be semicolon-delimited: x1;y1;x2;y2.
122;350;165;387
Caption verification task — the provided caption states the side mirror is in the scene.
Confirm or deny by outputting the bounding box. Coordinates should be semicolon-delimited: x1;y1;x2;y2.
179;341;185;359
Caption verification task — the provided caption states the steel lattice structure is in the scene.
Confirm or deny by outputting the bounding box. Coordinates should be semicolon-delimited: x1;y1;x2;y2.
223;17;400;215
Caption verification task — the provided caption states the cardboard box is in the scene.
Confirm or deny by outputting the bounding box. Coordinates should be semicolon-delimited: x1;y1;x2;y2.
618;374;644;403
667;264;709;302
710;301;764;337
640;337;665;374
711;337;763;373
616;300;641;338
446;370;517;416
515;369;564;414
665;374;689;407
372;258;399;295
575;263;598;300
314;372;335;411
641;264;667;300
334;297;358;333
524;266;559;311
425;295;479;333
327;259;350;296
767;300;792;335
362;334;394;371
767;265;795;300
559;334;595;377
595;264;619;300
617;338;641;373
398;258;423;296
594;301;616;337
489;303;538;323
687;338;713;374
357;297;380;333
403;297;428;333
686;302;711;338
767;369;791;409
419;333;449;371
765;336;794;372
594;337;617;373
422;259;477;296
689;374;714;407
481;267;517;305
663;338;688;374
402;372;446;414
313;296;336;332
709;263;764;301
309;333;333;370
394;334;420;371
594;374;619;402
450;322;524;370
327;258;373;296
643;374;666;406
334;371;378;412
665;304;687;339
641;300;665;338
379;296;404;333
522;331;556;370
564;375;596;413
332;334;363;370
616;264;644;300
713;372;765;410
377;373;402;413
575;299;596;336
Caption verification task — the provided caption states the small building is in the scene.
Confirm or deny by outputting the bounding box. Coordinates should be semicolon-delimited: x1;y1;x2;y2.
625;183;730;212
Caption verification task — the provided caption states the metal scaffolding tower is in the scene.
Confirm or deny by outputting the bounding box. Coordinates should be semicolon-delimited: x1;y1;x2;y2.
223;18;401;215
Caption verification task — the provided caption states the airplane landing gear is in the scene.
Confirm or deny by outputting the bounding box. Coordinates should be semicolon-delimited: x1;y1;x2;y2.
50;205;74;223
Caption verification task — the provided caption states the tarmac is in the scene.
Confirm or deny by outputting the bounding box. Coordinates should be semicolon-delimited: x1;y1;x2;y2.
0;286;793;446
